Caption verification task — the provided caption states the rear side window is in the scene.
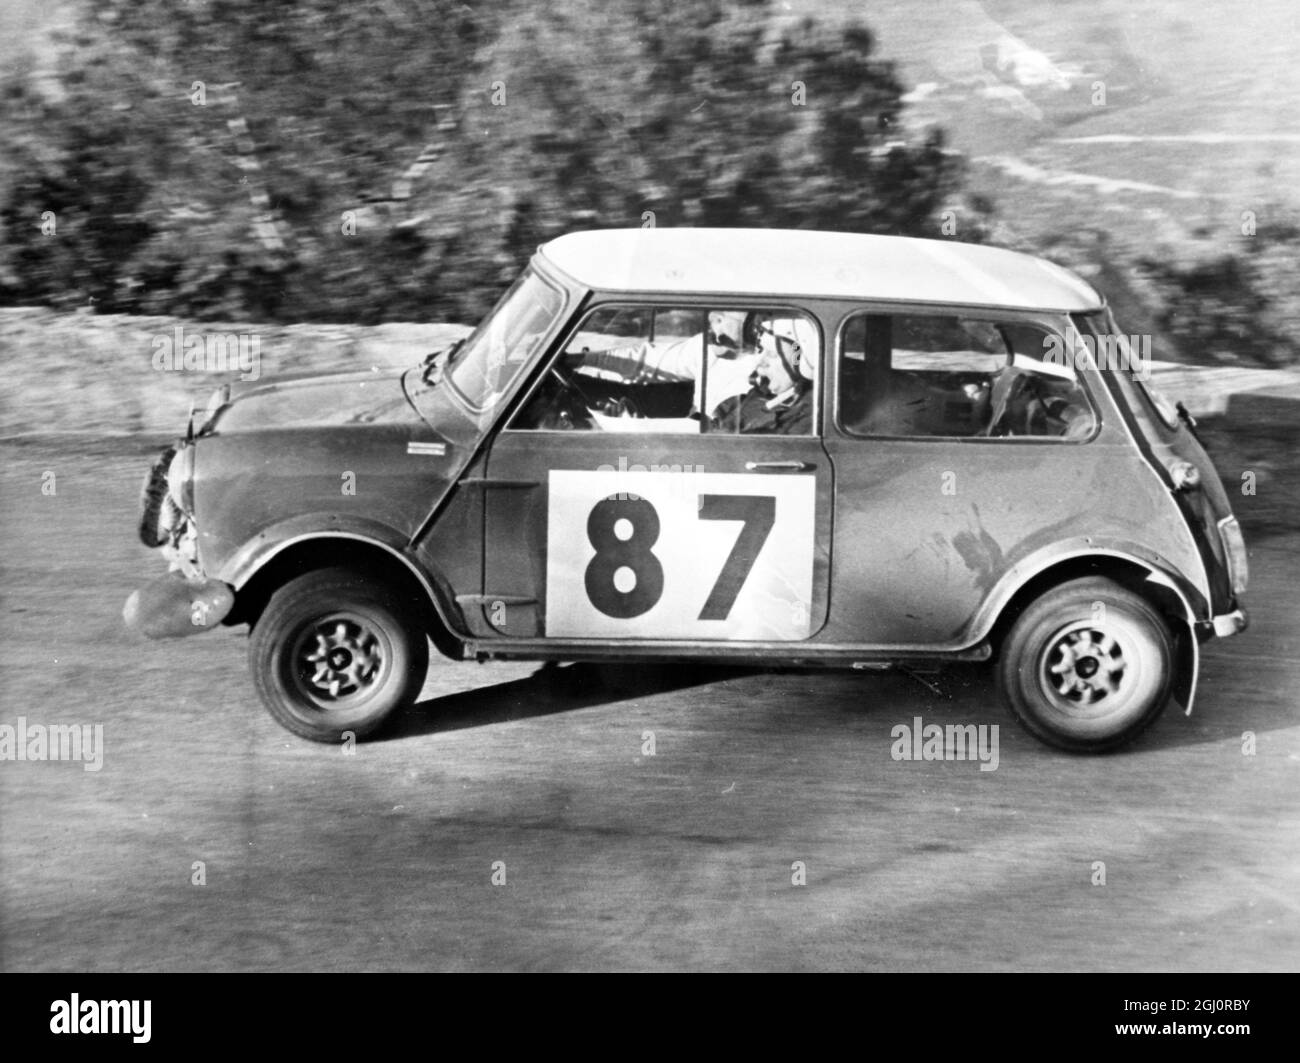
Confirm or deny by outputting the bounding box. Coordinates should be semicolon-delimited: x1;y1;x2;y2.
837;312;1097;441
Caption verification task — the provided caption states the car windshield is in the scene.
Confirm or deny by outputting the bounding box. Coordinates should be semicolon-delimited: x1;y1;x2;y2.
445;267;566;412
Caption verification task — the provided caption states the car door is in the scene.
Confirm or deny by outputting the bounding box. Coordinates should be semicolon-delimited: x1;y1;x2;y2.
476;302;833;646
824;307;1111;649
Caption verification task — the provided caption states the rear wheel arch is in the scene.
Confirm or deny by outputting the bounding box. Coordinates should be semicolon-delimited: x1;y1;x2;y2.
997;575;1177;751
225;536;464;660
985;554;1196;652
986;553;1201;736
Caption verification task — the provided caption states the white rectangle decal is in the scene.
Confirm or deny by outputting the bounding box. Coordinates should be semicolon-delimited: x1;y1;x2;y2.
546;469;815;640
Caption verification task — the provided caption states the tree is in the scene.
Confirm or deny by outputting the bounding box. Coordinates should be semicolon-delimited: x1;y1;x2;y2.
1138;219;1300;368
1;0;491;320
0;0;977;323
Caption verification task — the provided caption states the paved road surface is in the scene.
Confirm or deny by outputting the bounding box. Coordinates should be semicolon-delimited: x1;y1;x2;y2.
1;442;1296;971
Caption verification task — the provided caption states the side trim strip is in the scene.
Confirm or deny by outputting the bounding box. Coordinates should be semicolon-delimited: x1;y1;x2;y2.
457;478;540;489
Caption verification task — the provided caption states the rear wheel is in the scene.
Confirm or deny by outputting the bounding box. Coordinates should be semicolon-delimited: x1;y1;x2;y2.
249;567;428;742
997;577;1175;752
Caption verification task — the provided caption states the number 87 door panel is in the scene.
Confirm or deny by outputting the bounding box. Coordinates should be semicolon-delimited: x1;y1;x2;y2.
547;469;815;640
481;433;834;643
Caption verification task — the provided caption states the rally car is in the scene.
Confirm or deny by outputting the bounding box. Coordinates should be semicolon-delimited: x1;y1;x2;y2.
125;228;1249;752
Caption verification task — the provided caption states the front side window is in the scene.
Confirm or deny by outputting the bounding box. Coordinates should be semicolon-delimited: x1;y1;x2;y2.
837;312;1096;440
510;305;820;435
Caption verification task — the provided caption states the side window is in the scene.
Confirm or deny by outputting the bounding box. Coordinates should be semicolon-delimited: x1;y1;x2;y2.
837;313;1096;440
710;311;819;437
510;306;820;436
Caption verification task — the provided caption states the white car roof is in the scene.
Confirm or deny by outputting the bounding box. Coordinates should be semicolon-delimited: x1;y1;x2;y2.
538;228;1102;312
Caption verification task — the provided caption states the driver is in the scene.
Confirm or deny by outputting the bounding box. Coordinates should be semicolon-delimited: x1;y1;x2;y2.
710;315;817;435
568;310;762;417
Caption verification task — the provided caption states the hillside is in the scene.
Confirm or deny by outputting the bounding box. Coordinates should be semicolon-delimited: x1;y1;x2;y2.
2;0;1297;365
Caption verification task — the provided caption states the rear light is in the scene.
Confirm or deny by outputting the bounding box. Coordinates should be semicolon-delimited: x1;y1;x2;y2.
1217;515;1249;596
1168;459;1201;490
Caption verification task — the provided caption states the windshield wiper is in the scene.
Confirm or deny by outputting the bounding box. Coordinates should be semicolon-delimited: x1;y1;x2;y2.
421;338;465;386
1175;400;1196;427
1176;400;1203;443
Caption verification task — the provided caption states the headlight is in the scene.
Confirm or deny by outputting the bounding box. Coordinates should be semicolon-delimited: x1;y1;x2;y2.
1217;515;1248;596
167;444;195;515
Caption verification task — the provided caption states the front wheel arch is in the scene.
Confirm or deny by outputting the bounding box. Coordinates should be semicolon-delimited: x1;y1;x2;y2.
227;538;464;661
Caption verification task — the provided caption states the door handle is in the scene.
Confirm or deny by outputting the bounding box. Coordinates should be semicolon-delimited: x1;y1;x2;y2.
745;461;814;472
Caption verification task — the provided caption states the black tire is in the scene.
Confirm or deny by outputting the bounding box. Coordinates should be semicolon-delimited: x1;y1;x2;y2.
249;567;428;742
997;576;1175;753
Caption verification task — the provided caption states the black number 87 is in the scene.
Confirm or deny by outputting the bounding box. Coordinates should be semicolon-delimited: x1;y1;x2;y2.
584;494;776;620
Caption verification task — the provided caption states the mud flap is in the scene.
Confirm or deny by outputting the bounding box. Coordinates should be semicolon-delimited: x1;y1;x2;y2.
1172;619;1199;717
1139;570;1200;718
124;572;235;639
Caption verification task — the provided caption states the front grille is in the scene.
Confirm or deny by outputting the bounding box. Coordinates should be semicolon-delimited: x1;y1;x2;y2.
138;445;177;547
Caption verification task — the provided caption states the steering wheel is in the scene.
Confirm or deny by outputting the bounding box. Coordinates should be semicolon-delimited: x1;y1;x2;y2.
549;359;580;391
553;360;602;402
983;368;1031;437
536;361;593;430
599;395;642;419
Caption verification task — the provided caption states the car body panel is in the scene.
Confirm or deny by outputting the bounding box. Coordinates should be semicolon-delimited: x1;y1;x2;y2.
818;307;1213;647
540;229;1103;311
481;430;833;641
1085;344;1240;616
192;423;463;585
130;229;1245;707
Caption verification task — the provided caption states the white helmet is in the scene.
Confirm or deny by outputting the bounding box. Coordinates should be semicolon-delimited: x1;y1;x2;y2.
764;316;819;381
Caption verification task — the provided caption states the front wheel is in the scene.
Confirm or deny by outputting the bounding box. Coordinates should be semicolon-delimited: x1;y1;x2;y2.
249;567;428;742
997;577;1175;752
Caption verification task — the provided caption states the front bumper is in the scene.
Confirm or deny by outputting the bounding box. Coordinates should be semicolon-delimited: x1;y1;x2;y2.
123;571;235;639
1209;607;1249;639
